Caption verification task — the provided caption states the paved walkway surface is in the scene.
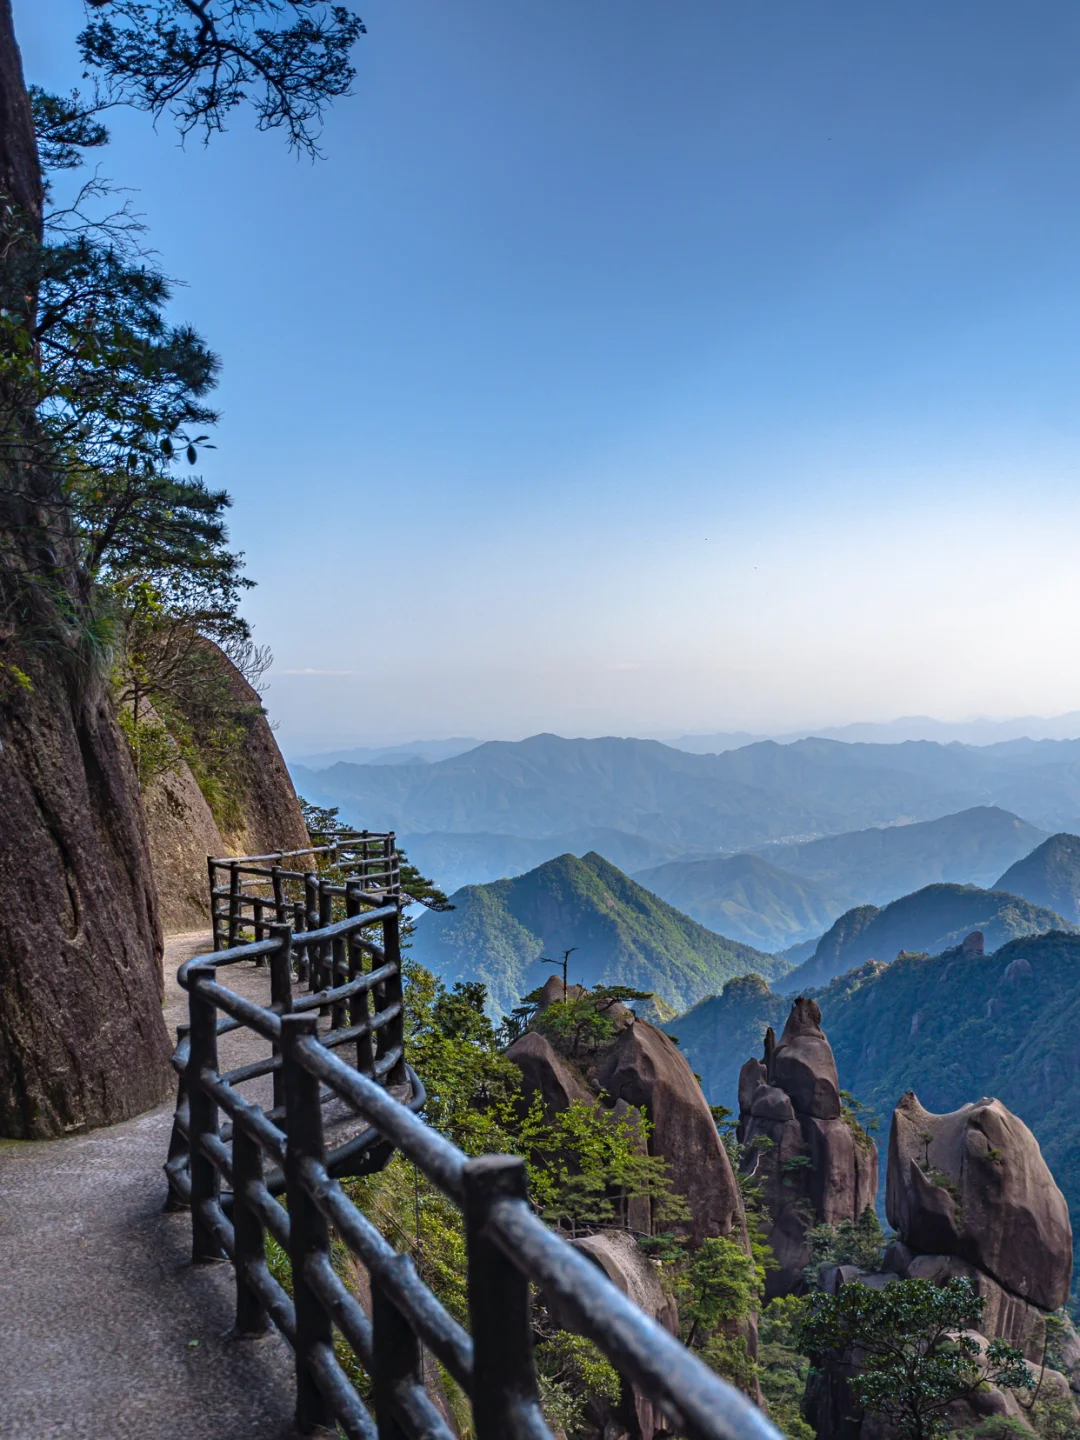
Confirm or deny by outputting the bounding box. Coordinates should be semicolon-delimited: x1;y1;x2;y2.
0;934;299;1440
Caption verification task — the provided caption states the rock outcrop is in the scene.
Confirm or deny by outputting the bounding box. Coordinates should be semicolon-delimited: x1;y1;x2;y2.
887;1092;1072;1313
140;644;311;935
0;10;171;1138
595;1018;744;1246
505;1030;596;1114
211;647;310;857
0;663;171;1137
806;1092;1076;1440
571;1230;678;1438
738;998;878;1297
141;733;226;934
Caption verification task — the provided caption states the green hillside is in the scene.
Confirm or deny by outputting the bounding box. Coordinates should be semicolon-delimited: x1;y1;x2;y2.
782;882;1071;992
635;852;843;951
994;833;1080;924
408;850;786;1015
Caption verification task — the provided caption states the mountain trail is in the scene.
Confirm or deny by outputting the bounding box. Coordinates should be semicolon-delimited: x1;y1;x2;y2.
0;933;297;1440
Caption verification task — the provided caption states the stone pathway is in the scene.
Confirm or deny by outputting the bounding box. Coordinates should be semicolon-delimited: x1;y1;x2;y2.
0;934;298;1440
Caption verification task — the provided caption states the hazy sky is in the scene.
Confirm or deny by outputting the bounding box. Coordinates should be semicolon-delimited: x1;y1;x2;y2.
24;2;1080;750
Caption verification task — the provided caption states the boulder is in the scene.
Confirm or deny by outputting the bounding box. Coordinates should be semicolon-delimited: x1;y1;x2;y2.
769;997;841;1120
506;1031;595;1114
569;1231;678;1438
748;1083;795;1123
739;1057;768;1114
887;1092;1072;1311
594;1020;743;1246
739;998;878;1297
903;1253;1048;1360
535;976;586;1011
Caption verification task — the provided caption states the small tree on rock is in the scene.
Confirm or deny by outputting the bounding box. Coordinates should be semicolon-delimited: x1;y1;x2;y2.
799;1277;1033;1440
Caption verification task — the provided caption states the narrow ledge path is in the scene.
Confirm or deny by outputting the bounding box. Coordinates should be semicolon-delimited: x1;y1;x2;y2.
0;933;297;1440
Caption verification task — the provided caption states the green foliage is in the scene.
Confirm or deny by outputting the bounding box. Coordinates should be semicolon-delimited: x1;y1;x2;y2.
534;1330;621;1436
759;1296;815;1440
513;1093;687;1236
533;985;653;1058
801;1206;886;1283
402;961;520;1156
800;1277;1034;1440
680;1234;763;1348
79;0;366;156
116;704;177;787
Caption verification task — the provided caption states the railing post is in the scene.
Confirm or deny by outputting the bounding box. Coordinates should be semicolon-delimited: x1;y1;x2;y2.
372;1267;421;1440
462;1155;542;1440
318;880;333;1015
304;872;318;988
376;904;407;1088
207;856;221;951
345;882;374;1077
388;832;399;897
187;963;224;1263
227;862;242;948
281;1013;334;1435
271;864;286;923
164;1022;191;1212
232;1119;271;1338
269;923;294;1112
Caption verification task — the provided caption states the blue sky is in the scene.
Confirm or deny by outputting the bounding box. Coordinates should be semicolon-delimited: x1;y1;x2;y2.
23;1;1080;750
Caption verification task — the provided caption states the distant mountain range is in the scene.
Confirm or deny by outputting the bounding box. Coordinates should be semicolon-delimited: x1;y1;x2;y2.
672;711;1080;751
408;851;786;1016
291;733;1080;868
781;882;1071;993
291;738;481;770
753;806;1047;907
633;805;1047;953
400;829;690;896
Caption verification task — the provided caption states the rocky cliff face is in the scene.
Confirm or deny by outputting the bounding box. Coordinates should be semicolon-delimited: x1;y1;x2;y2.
141;645;311;934
738;997;878;1297
0;663;171;1137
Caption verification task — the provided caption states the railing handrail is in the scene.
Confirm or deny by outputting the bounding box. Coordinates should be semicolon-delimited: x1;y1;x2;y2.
209;829;394;866
168;914;784;1440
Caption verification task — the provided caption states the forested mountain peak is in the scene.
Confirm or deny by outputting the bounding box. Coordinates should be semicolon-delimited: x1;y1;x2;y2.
408;849;785;1017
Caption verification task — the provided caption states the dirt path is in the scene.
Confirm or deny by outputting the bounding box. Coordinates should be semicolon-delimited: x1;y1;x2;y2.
0;934;298;1440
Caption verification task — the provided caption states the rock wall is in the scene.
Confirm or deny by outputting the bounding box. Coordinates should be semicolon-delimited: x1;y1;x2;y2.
140;644;311;935
738;997;878;1297
212;647;310;857
0;663;171;1137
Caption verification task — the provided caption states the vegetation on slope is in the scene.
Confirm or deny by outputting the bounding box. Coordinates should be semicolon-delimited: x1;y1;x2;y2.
636;852;843;951
994;833;1080;925
783;883;1071;993
409;850;786;1016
